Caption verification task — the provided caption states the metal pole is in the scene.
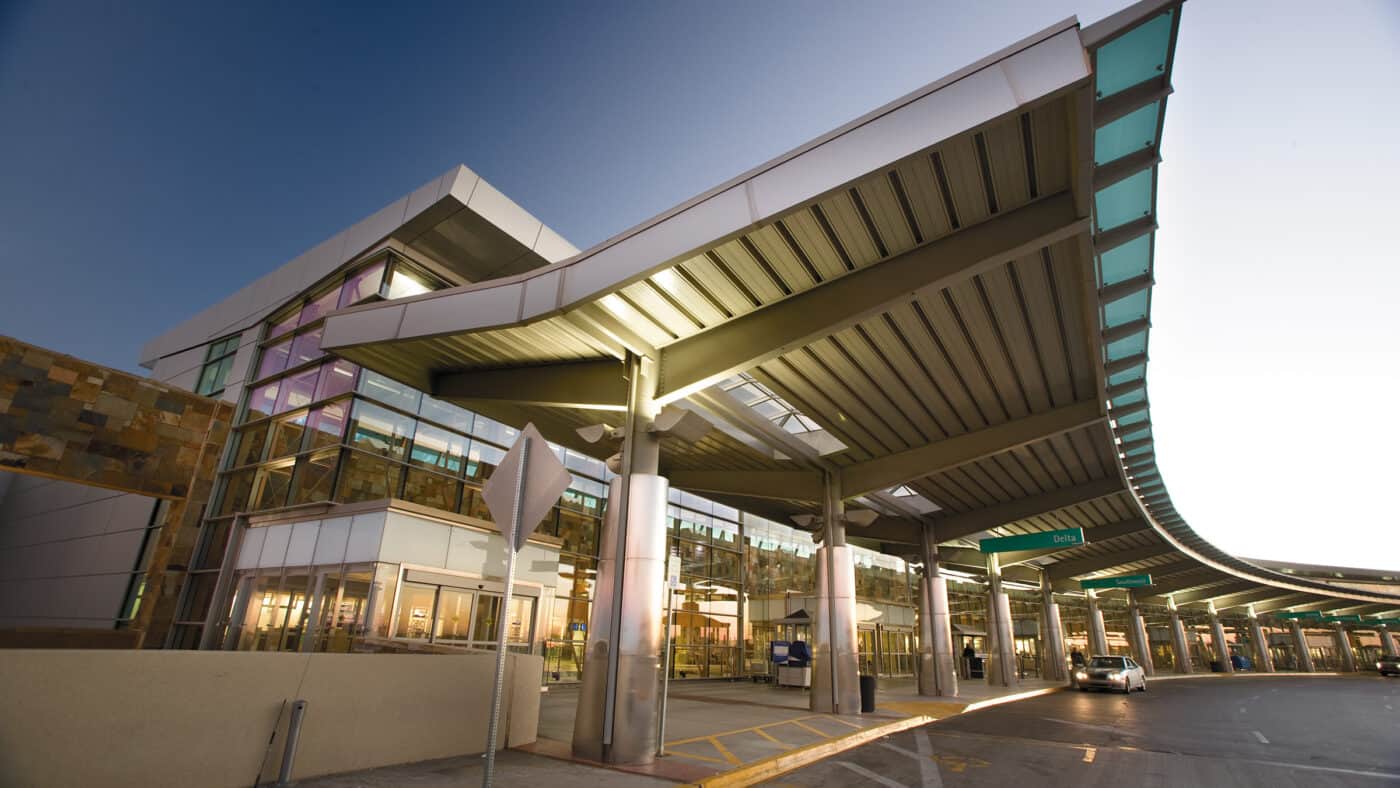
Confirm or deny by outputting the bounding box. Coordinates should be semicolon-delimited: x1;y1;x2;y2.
603;352;643;750
274;699;308;788
823;472;841;713
656;550;676;756
483;437;529;787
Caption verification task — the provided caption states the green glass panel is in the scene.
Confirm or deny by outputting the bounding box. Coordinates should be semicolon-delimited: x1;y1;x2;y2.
1110;387;1146;408
1106;331;1148;362
1121;427;1151;443
1115;410;1148;428
1095;169;1153;231
1124;444;1152;458
1104;288;1149;328
1108;363;1145;387
1099;234;1152;287
1094;102;1159;165
1095;10;1173;99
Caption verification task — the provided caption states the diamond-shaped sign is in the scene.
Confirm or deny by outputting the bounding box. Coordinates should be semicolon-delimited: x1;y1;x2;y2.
481;422;574;552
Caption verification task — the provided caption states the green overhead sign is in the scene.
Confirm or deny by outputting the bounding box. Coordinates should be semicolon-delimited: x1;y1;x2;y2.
1368;619;1400;627
1322;615;1362;623
1274;611;1322;620
979;528;1084;554
1080;574;1153;590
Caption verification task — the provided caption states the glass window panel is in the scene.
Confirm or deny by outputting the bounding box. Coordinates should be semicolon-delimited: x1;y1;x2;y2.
409;422;468;474
557;509;598;556
712;548;740;581
560;487;602;516
386;266;433;300
298;288;339;327
347;400;415;460
306;402;347;450
339;259;387;308
268;412;308;459
1108;363;1146;387
196;362;223;397
289;326;324;367
218;470;255;516
467;441;504;481
1115;410;1148;428
233;423;269;467
472;594;534;646
1110;386;1146;409
395;582;437;640
290;449;338;505
274;367;320;414
1094;102;1159;166
1120;427;1151;443
313;359;358;401
1106;331;1148;362
433;588;475;644
1103;288;1150;329
335;450;403;503
471;416;517;448
267;310;298;342
1094;169;1153;232
250;461;295;511
257;340;291;380
245;381;280;422
357;370;422;413
1098;234;1152;288
402;468;460;512
418;396;474;433
1094;10;1174;99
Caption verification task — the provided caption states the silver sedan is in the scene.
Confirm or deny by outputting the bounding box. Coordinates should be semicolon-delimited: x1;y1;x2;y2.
1075;655;1147;693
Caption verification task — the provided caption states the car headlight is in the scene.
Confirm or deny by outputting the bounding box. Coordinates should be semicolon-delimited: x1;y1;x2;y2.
1108;671;1123;679
1075;671;1087;680
1379;662;1385;670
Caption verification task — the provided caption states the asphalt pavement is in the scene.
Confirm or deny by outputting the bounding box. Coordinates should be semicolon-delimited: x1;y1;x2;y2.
762;675;1400;787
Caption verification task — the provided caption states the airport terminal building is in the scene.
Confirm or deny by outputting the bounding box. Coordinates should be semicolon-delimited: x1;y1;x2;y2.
2;0;1399;764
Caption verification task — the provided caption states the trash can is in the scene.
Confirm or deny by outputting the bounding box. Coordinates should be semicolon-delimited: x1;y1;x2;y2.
859;674;877;713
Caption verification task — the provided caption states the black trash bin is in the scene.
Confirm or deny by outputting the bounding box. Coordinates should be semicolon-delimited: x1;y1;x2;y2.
859;674;877;713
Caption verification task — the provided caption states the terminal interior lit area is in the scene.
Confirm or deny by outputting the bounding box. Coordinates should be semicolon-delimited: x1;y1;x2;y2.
1;0;1398;778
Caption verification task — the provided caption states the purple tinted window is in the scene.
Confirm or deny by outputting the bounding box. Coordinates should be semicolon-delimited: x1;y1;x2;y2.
314;359;358;401
257;340;291;380
274;367;320;414
267;311;298;341
298;288;339;327
246;381;280;421
306;402;348;448
338;260;386;308
289;326;324;367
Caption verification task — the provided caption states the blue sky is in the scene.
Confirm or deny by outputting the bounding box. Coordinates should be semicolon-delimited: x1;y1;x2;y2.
1;1;1396;566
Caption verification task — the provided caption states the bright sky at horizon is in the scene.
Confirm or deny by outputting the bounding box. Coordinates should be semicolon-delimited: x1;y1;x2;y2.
1;1;1396;568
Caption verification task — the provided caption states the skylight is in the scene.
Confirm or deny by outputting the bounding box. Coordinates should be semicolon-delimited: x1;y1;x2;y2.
716;373;847;455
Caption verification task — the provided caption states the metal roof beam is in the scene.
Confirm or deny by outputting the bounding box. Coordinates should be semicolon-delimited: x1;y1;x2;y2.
666;469;823;503
1167;580;1257;606
932;476;1124;544
1093;216;1155;254
1210;588;1302;611
1138;568;1223;597
1094;77;1172;126
841;400;1104;498
1094;149;1161;189
653;191;1087;402
433;357;627;411
1252;594;1315;614
1047;542;1174;580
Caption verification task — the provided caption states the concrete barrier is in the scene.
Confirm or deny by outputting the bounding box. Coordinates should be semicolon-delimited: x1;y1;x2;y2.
0;649;542;787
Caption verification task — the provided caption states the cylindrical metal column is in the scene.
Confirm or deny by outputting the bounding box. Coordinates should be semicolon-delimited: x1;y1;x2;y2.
1209;605;1234;673
1333;624;1356;672
1085;590;1109;656
1127;592;1154;676
1382;626;1399;658
812;473;860;714
1168;607;1192;674
1246;607;1274;673
1040;573;1067;683
916;529;958;697
984;553;1019;689
1291;621;1315;672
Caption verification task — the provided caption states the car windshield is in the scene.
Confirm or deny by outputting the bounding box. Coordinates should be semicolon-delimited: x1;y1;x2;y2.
1089;657;1125;669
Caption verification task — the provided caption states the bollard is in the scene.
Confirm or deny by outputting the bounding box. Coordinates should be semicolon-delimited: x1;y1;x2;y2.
275;700;309;788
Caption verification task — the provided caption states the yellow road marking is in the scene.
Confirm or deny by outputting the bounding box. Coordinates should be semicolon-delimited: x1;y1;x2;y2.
709;736;742;766
753;727;789;746
788;719;834;738
1083;746;1097;763
667;748;730;765
826;716;865;729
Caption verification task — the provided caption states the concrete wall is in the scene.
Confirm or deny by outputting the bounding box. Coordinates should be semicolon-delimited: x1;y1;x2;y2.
0;650;542;787
0;472;157;628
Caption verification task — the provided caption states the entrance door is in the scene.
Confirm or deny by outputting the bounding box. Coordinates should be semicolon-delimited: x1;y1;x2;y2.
858;626;879;676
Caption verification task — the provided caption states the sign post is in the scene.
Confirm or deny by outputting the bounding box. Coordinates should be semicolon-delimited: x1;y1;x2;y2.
479;423;573;788
656;550;681;755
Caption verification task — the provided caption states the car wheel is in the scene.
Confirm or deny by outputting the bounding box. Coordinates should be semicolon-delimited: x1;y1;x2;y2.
1139;679;1148;692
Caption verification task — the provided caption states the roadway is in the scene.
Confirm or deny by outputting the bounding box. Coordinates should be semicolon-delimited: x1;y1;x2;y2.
762;676;1400;787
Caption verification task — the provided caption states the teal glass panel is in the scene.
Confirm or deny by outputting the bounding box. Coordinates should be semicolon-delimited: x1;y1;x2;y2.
1107;363;1145;387
1099;234;1152;287
1115;410;1148;428
1095;169;1153;231
1095;9;1173;99
1094;102;1159;165
1103;288;1149;329
1125;444;1152;458
1106;331;1148;362
1110;387;1146;408
1121;427;1151;443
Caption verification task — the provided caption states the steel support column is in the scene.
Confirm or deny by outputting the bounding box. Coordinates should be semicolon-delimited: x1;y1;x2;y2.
1382;627;1399;658
812;472;860;714
1246;606;1274;673
1040;572;1067;683
984;553;1019;688
1127;592;1154;676
916;527;958;697
1168;606;1192;674
1086;590;1109;656
1208;603;1234;673
1333;624;1356;673
574;353;668;765
1291;621;1315;672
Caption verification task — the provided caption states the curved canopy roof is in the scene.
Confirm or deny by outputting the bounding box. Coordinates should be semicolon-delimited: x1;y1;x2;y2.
321;0;1400;621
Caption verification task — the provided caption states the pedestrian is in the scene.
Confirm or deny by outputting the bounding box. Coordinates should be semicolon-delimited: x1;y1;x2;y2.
1070;647;1085;686
962;642;976;679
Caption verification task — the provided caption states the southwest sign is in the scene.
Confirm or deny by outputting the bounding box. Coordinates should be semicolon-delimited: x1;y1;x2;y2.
1322;615;1362;623
1274;611;1323;620
979;527;1084;553
1080;574;1153;590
